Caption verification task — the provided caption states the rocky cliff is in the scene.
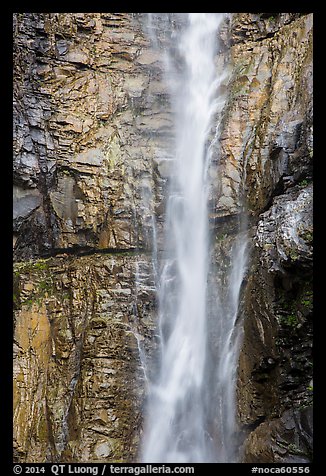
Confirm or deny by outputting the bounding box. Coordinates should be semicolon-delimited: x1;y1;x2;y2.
13;13;313;463
226;13;313;463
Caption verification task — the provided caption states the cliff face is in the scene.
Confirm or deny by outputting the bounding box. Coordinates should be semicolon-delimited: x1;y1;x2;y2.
14;253;157;462
13;12;167;462
13;13;168;259
225;13;313;463
13;13;313;463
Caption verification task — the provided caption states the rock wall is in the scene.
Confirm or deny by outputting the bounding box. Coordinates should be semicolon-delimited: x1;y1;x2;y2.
14;253;157;462
224;13;313;462
13;12;169;463
238;185;313;462
13;13;313;463
216;13;312;218
13;13;169;259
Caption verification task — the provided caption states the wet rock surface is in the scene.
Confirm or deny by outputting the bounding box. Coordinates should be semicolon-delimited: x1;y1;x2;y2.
237;184;313;462
13;254;157;462
243;407;313;463
221;13;313;463
13;13;170;260
213;13;313;219
13;12;313;463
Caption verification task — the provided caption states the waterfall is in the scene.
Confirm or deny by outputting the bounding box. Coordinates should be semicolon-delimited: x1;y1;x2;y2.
212;230;248;462
141;13;248;463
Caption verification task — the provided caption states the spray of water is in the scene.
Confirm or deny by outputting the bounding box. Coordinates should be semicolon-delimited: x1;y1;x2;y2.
140;13;248;463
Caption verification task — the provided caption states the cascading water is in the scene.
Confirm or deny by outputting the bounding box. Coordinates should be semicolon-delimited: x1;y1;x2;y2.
212;230;248;462
140;13;248;463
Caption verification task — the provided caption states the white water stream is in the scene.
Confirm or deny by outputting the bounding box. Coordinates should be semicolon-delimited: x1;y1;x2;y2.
141;13;248;463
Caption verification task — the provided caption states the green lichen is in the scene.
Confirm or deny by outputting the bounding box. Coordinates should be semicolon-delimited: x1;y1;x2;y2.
301;230;313;243
14;258;55;309
299;179;309;187
61;168;72;176
280;313;298;328
62;292;70;300
216;233;227;242
23;299;35;309
299;289;313;308
38;279;53;292
276;282;312;330
32;260;49;271
278;430;310;457
289;249;299;261
14;258;50;275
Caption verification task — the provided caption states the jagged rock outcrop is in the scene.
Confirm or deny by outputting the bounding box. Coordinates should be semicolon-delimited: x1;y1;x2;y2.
222;13;313;463
13;12;313;463
13;12;167;462
238;185;313;462
14;253;157;462
13;13;170;259
215;13;312;219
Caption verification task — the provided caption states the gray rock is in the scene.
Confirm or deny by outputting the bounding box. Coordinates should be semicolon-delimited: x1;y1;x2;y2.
13;185;42;222
94;442;111;458
56;39;69;56
256;185;313;272
75;148;104;167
